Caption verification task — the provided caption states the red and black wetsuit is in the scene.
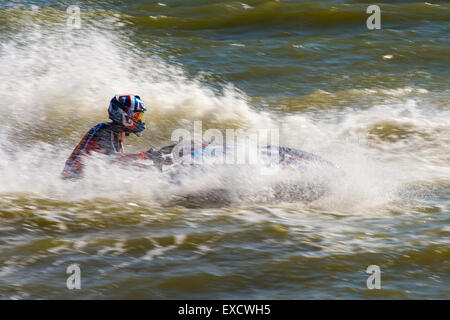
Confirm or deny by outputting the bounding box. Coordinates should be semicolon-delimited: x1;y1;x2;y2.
62;122;125;179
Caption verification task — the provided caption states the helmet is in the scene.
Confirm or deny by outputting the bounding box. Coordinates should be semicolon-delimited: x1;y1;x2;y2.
108;94;147;136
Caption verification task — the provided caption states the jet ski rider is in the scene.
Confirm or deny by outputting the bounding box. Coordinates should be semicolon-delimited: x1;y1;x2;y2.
61;94;162;179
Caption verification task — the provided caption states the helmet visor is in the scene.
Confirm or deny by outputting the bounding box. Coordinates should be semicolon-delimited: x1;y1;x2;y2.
133;112;144;122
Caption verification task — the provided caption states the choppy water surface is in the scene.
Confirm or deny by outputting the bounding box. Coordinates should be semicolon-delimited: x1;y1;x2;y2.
0;1;449;299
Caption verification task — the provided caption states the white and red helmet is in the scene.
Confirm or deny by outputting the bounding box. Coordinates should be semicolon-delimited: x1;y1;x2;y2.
108;94;147;136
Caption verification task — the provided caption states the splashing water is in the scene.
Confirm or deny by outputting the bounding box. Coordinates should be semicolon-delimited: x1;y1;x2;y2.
0;2;449;299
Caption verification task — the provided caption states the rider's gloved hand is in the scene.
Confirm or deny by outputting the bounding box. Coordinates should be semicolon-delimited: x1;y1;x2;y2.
148;148;163;159
140;147;173;166
140;148;162;162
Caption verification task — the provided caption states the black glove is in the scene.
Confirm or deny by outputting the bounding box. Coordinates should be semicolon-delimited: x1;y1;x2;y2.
146;148;163;162
158;144;177;155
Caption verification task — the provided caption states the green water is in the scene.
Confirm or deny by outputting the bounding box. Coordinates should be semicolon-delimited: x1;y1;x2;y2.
0;1;449;299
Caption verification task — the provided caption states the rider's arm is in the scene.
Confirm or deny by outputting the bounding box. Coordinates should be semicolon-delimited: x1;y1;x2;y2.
113;153;151;168
114;149;167;168
116;152;147;161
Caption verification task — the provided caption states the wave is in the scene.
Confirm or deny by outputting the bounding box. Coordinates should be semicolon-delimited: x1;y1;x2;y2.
124;1;450;32
2;1;449;34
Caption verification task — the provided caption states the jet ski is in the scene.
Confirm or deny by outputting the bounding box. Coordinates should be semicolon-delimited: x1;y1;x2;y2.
149;141;338;208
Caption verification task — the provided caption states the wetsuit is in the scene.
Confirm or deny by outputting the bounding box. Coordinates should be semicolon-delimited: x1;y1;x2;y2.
62;122;124;179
